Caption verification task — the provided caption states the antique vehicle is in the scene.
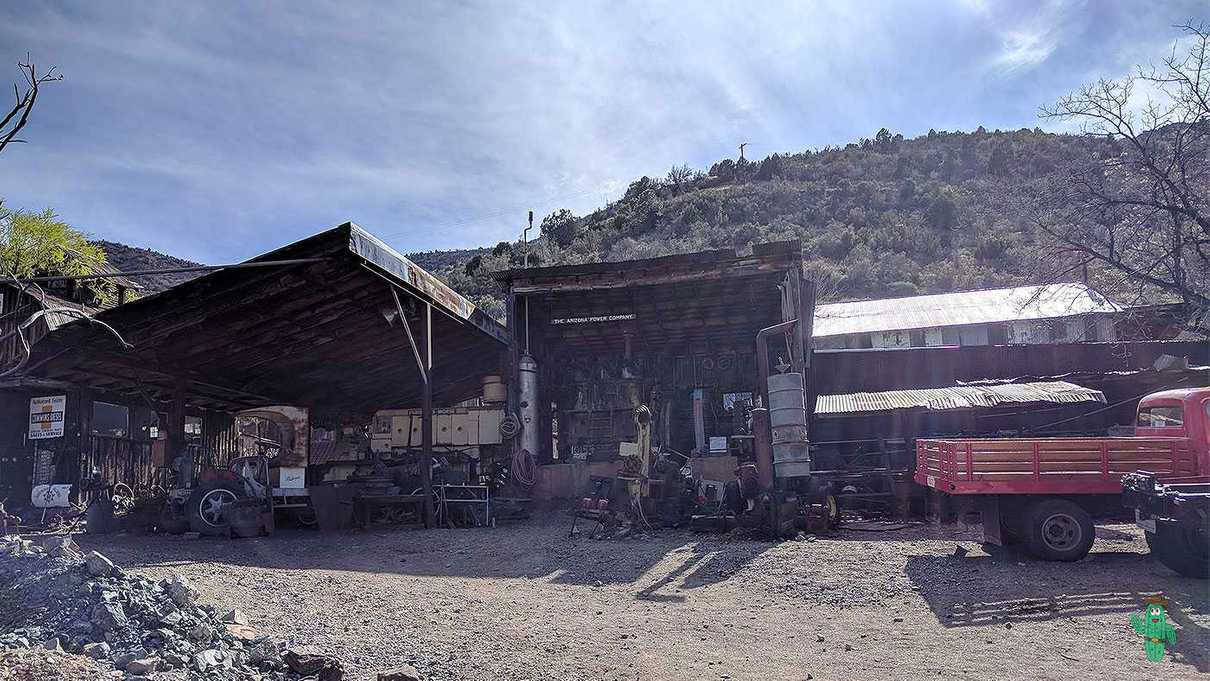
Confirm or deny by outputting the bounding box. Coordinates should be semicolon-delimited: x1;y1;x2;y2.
916;387;1209;563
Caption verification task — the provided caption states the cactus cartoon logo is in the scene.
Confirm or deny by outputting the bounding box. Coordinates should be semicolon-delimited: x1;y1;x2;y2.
1130;595;1177;662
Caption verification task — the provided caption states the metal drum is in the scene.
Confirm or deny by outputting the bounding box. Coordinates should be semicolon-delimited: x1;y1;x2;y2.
519;354;540;458
481;375;507;403
767;372;811;478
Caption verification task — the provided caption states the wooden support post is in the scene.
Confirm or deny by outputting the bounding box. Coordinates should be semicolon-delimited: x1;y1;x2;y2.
420;302;435;528
167;379;187;468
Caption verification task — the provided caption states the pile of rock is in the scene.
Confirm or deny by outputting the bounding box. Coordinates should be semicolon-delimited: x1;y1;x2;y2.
0;533;345;680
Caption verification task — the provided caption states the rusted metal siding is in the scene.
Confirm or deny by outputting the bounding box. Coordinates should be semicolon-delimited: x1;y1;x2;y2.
813;283;1122;338
816;381;1105;416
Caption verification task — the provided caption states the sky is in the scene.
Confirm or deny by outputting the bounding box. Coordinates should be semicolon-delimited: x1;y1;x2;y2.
0;0;1203;264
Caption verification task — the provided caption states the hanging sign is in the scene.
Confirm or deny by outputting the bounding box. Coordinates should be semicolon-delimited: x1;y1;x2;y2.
550;313;636;325
29;395;66;439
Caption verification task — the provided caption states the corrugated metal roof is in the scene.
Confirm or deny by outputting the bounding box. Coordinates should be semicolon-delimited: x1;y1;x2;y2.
813;283;1122;338
815;381;1106;415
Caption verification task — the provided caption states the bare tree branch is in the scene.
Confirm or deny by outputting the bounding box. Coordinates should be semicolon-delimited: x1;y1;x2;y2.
0;55;61;157
1034;23;1210;330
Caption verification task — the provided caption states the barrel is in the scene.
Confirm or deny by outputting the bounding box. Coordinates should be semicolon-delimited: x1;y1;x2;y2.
767;372;811;478
481;375;506;403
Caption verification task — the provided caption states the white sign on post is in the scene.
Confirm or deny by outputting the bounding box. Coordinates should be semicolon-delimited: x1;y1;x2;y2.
29;395;66;439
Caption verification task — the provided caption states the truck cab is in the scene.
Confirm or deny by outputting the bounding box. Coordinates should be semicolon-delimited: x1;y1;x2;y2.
1134;388;1210;473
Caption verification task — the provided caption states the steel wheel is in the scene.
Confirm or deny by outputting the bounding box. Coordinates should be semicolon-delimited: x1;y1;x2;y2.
1025;498;1095;561
197;488;237;528
1040;513;1082;552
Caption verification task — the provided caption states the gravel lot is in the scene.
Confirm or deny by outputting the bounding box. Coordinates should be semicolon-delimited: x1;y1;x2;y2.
76;515;1210;681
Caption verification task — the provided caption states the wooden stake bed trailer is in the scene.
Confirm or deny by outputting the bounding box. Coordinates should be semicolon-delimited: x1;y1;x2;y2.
916;437;1196;495
915;387;1210;563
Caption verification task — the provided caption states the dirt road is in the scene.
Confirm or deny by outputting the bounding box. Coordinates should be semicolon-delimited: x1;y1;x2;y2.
78;517;1210;680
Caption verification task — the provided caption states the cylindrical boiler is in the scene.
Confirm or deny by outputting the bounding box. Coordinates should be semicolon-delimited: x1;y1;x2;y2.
518;353;540;458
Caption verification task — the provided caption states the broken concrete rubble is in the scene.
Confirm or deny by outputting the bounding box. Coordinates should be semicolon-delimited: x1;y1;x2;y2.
0;533;342;680
84;550;114;576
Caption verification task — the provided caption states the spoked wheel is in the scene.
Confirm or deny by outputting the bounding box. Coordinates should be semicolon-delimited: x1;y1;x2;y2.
188;482;243;536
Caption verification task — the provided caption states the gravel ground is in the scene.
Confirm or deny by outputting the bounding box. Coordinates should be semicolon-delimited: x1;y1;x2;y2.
76;515;1210;681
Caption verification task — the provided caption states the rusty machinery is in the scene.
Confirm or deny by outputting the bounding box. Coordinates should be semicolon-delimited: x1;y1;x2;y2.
691;320;836;537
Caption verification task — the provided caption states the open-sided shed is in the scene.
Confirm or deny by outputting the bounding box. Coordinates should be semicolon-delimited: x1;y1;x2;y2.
20;222;507;420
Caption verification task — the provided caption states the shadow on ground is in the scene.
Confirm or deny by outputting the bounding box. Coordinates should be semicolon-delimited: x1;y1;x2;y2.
905;547;1210;673
75;513;778;598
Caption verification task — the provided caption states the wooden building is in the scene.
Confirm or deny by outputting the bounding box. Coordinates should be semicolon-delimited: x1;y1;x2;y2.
494;241;813;488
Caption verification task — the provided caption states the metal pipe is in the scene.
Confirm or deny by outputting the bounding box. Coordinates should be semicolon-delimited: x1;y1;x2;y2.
390;287;427;385
755;319;797;407
523;211;532;352
8;257;330;284
752;407;774;489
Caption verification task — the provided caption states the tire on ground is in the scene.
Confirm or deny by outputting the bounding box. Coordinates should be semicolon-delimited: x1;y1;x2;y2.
1152;519;1210;579
187;481;244;536
1024;498;1095;562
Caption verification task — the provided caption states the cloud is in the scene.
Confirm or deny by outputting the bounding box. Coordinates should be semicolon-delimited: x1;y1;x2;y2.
0;1;1204;262
994;28;1059;73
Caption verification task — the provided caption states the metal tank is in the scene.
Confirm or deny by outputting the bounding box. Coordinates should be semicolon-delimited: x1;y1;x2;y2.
767;372;811;478
518;353;540;458
481;375;507;403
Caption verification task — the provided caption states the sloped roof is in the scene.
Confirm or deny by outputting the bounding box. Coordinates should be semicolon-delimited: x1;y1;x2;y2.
813;283;1122;338
815;381;1106;415
25;222;509;418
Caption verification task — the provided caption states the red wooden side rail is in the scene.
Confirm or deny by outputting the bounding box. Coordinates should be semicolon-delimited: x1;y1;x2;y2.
915;437;1194;495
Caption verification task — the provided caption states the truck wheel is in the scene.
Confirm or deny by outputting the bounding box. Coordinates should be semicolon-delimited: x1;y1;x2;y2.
1152;519;1210;579
188;482;243;536
1025;499;1095;561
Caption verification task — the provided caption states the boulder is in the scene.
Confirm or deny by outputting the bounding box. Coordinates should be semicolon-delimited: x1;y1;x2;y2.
90;602;128;632
188;622;212;642
125;657;159;674
193;648;233;671
84;551;114;577
82;641;111;659
114;648;148;669
379;664;423;681
285;649;345;681
219;608;249;626
166;574;199;607
247;638;281;665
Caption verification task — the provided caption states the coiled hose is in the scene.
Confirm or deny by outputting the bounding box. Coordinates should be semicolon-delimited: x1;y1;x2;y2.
499;414;537;487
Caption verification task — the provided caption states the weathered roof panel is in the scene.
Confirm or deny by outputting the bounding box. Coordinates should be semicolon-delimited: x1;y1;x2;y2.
813;283;1122;338
815;381;1106;415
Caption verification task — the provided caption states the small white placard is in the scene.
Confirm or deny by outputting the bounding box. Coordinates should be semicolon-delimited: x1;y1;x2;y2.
29;395;66;440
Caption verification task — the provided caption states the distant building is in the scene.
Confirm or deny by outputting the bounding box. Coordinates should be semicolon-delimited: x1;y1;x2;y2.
1;261;142;368
813;283;1124;351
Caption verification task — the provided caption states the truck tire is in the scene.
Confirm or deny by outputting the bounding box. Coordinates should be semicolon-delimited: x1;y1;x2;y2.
188;482;243;536
1024;499;1095;562
1152;519;1210;579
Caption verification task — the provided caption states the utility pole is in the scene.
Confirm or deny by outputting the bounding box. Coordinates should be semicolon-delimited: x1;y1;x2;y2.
739;142;749;162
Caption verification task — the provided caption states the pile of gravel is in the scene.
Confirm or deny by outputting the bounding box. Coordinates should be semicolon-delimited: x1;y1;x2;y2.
0;533;389;681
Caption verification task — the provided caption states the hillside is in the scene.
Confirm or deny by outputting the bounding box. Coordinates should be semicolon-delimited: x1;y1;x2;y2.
437;127;1121;320
95;239;489;298
93;241;205;294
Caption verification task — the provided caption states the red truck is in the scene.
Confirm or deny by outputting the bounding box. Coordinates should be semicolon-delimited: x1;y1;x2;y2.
916;387;1209;569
